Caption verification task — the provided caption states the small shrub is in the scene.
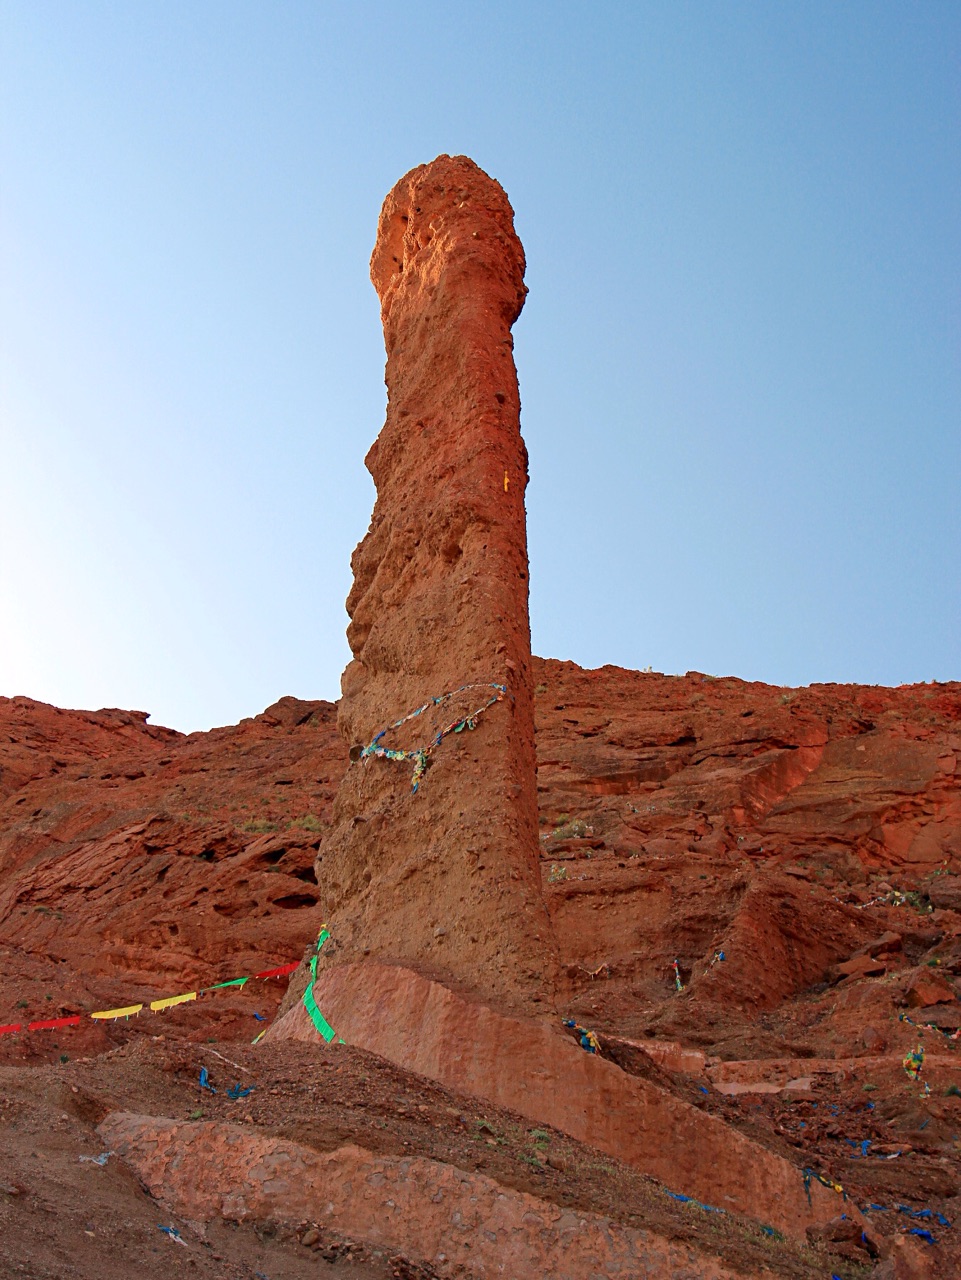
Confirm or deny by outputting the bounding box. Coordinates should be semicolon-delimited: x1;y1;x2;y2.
473;1119;503;1143
553;818;591;840
241;818;279;834
293;814;323;832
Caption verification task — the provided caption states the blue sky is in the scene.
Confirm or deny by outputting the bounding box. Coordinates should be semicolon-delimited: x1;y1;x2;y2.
1;2;958;731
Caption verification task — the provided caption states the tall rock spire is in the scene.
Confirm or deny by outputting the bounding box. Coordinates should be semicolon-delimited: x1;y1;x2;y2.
316;154;556;1011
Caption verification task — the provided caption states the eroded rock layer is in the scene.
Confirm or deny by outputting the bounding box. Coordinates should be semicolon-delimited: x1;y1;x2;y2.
315;155;555;1010
99;1113;768;1280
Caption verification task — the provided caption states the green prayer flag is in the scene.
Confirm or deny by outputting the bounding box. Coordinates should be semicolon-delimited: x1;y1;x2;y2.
302;928;337;1042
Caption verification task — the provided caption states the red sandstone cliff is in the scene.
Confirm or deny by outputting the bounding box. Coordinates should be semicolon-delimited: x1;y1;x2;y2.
1;668;959;1271
1;666;957;1053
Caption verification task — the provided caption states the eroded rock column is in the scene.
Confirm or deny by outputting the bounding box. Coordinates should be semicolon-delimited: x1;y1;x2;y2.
315;155;556;1012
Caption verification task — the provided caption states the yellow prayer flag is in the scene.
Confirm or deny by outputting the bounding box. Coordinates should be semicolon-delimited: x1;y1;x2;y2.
91;1004;143;1020
149;992;197;1012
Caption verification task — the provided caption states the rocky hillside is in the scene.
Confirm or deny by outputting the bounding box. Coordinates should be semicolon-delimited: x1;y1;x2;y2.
1;661;959;1277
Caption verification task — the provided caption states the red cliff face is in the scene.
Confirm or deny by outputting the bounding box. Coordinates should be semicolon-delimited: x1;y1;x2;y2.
531;662;961;1053
315;155;556;1011
1;672;959;1259
2;670;955;1048
0;695;342;1043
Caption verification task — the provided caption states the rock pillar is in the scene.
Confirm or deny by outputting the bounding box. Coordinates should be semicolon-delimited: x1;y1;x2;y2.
315;155;556;1012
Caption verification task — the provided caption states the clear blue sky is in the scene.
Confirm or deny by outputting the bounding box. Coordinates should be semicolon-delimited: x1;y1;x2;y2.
1;2;958;731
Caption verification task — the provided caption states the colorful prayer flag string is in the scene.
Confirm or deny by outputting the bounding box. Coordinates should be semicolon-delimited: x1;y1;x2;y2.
802;1167;847;1205
563;1019;600;1053
901;1041;931;1095
0;955;298;1036
356;682;510;793
899;1010;961;1044
903;1043;924;1082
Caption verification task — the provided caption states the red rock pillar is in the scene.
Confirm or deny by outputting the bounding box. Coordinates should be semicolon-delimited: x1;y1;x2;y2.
315;155;556;1013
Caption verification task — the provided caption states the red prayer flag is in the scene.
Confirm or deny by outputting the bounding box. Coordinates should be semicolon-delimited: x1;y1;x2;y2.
0;1023;22;1036
254;961;299;980
27;1016;82;1031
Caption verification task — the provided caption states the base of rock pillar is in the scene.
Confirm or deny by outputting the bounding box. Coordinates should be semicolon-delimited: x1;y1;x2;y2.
266;961;849;1239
